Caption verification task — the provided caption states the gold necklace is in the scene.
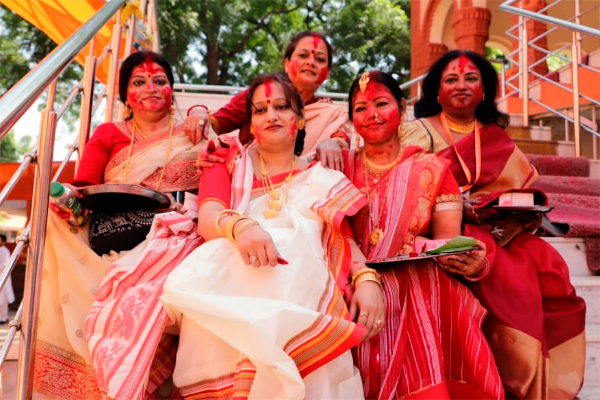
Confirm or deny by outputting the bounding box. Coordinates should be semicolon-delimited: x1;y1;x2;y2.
362;149;399;246
443;113;475;134
123;116;174;190
363;147;403;183
259;154;296;219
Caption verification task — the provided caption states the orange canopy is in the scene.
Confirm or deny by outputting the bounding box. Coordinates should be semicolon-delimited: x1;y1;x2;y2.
0;0;126;84
0;161;76;201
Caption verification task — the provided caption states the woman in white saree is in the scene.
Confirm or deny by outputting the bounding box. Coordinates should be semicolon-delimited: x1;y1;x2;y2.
161;73;385;400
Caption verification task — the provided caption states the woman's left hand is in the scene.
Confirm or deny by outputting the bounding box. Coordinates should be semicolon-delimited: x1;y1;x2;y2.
349;280;386;341
315;138;345;171
437;238;487;277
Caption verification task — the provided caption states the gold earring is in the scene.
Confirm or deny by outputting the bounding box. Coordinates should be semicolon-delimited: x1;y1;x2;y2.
170;105;176;115
437;95;440;104
250;125;255;136
355;133;361;149
482;93;485;102
298;118;305;130
123;102;132;119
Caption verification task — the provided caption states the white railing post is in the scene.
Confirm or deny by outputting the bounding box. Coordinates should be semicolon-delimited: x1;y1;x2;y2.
521;16;529;127
77;38;97;166
572;0;581;156
105;11;123;123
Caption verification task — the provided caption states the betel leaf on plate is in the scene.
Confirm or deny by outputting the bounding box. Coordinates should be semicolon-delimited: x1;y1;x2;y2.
424;236;477;255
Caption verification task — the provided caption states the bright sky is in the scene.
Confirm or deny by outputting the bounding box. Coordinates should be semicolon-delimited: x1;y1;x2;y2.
11;98;106;161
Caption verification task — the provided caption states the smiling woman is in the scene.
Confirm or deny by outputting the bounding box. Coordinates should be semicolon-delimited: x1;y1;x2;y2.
159;73;384;398
33;51;204;400
184;31;353;171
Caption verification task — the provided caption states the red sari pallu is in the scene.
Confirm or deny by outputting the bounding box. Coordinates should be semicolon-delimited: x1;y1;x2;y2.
407;119;587;400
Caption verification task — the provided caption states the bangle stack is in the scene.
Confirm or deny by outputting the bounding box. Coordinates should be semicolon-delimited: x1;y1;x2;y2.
351;267;382;289
215;209;258;243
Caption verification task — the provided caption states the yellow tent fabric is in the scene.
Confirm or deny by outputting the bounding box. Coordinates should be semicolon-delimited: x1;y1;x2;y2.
0;0;127;84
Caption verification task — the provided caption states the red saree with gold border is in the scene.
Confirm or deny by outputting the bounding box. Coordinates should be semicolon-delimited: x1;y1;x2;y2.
406;119;587;400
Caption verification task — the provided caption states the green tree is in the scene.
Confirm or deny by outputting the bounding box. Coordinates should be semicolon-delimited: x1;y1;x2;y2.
157;0;411;91
0;130;20;162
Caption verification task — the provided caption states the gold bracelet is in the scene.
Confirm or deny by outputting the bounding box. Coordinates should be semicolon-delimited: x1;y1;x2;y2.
225;215;250;242
216;209;239;236
354;274;383;289
233;220;258;241
351;267;380;288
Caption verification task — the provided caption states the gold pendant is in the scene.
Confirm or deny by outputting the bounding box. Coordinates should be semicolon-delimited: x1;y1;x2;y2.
269;190;281;200
368;228;384;245
264;209;279;219
268;199;282;211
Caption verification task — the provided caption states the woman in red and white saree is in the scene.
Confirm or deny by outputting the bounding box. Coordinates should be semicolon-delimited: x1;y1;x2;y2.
161;73;384;399
345;71;504;400
33;51;202;400
407;50;586;400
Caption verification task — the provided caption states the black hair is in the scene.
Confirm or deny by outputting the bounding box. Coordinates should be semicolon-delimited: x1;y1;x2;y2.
413;50;509;128
0;234;6;242
284;31;333;67
348;71;406;120
246;73;306;156
118;50;175;111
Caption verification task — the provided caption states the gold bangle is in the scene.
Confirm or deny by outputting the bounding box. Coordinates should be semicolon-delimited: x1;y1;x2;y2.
354;274;383;289
225;215;250;242
233;220;258;240
216;209;239;236
351;267;380;288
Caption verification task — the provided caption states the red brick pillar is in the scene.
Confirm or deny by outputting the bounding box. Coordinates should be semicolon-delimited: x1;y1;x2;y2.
412;42;448;98
451;7;492;56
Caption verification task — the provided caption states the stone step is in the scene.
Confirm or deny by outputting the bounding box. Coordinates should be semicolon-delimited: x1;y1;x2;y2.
581;323;600;394
542;237;589;276
572;276;600;325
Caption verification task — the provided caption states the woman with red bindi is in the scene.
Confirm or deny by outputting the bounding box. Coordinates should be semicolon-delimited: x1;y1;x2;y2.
36;51;204;400
406;50;586;399
184;31;352;172
162;73;383;398
343;70;503;399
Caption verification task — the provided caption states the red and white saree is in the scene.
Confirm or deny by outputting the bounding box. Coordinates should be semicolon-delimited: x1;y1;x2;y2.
345;146;504;400
161;151;367;400
33;124;201;400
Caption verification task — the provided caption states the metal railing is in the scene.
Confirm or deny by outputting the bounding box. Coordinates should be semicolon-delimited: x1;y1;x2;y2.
0;0;165;397
174;72;427;104
499;0;600;158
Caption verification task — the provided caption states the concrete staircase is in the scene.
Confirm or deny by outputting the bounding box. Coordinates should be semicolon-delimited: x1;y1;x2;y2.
545;237;600;399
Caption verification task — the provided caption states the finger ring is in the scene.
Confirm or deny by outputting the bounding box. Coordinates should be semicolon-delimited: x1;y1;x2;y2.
462;265;468;272
249;256;257;263
195;161;200;168
335;157;341;162
374;319;383;328
199;121;205;126
359;312;368;318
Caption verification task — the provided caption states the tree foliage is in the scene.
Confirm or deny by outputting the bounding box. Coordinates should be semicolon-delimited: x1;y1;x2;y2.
158;0;411;92
0;130;31;162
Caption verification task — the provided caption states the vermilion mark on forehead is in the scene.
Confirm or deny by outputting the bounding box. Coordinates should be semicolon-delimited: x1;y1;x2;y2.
458;55;470;73
264;79;273;98
312;34;321;50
